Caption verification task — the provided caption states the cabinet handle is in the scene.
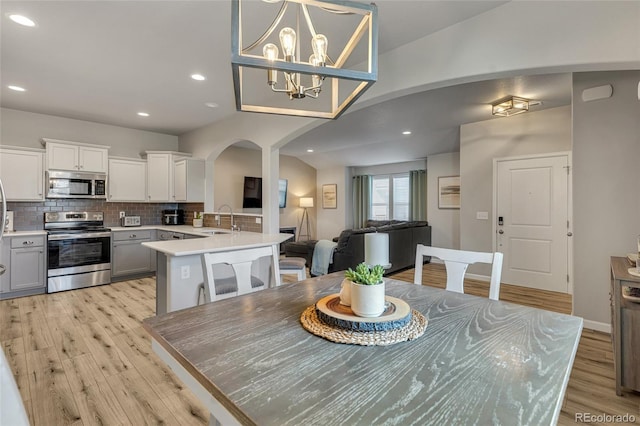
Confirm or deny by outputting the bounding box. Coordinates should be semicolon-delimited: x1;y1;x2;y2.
130;234;137;238
23;241;34;246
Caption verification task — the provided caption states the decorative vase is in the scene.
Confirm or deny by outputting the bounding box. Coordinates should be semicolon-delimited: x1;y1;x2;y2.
339;278;352;306
193;218;203;228
350;281;386;318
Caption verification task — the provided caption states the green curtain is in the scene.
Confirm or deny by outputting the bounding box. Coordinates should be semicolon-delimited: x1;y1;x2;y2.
409;169;427;221
352;175;371;228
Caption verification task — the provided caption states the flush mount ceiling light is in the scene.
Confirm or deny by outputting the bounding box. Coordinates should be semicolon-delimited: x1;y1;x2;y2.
137;112;150;117
231;0;378;119
8;85;26;92
191;74;206;81
492;96;530;117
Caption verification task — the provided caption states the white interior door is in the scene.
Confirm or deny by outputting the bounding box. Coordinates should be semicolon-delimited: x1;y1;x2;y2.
495;154;570;293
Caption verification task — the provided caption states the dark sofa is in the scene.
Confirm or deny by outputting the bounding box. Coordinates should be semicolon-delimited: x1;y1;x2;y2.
284;220;432;275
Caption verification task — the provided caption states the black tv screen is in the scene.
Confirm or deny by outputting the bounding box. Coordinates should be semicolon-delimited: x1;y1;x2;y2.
242;177;288;208
242;176;262;208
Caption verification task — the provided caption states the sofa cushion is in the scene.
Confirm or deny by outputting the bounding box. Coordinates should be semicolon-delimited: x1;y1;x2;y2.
365;220;391;227
335;227;375;252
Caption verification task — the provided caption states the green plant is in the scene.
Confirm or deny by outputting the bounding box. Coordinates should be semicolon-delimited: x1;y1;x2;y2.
345;262;384;285
195;212;202;219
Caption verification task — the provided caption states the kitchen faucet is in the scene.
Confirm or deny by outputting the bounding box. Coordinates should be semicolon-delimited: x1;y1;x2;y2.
217;204;238;231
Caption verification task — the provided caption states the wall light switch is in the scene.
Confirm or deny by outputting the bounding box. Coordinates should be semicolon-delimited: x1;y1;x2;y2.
256;217;261;224
476;211;489;220
119;211;126;218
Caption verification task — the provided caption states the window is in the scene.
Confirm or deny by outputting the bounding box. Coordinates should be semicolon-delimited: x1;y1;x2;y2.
371;173;409;220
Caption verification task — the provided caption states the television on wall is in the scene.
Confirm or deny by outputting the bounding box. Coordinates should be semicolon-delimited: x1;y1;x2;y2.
242;177;288;208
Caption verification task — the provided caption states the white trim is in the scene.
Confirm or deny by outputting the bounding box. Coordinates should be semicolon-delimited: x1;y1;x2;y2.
465;273;490;282
582;319;611;334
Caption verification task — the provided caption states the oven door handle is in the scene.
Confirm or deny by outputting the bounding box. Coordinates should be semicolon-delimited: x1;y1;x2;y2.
48;232;112;240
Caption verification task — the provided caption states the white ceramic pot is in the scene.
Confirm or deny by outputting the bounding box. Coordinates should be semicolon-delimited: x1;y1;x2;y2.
193;218;203;228
339;278;352;306
350;281;385;317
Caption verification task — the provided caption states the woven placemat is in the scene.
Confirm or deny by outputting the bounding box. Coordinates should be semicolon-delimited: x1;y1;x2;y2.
300;305;428;346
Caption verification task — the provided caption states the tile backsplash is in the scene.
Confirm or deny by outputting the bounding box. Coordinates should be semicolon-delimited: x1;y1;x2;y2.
7;200;205;230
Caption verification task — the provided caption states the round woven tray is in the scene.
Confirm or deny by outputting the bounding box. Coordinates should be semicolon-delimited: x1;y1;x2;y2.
300;305;428;346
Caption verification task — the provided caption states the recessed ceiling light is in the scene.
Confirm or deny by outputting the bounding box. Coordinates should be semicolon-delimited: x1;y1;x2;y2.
306;149;314;153
191;74;206;81
402;131;412;135
8;85;26;92
137;112;149;117
8;14;36;27
205;102;219;108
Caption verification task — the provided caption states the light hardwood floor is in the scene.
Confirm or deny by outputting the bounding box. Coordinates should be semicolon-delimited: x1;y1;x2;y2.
1;264;638;425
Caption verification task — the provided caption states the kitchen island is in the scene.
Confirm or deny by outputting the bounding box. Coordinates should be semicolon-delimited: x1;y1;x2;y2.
143;231;292;314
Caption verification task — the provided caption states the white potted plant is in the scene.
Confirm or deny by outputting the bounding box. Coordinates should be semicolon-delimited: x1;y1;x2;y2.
344;263;386;317
193;212;203;228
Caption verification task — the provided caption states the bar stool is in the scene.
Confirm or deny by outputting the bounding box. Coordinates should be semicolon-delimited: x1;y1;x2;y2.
279;257;307;282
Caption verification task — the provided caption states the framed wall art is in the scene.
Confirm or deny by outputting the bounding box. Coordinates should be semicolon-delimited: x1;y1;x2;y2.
322;184;337;209
438;176;460;209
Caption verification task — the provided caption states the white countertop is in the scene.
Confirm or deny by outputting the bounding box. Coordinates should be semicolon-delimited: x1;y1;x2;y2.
142;232;291;257
1;230;47;237
109;225;230;236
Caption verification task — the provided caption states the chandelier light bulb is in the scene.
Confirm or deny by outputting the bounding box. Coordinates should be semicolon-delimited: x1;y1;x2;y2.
311;34;328;65
279;27;296;59
264;43;279;86
263;43;279;61
309;54;319;67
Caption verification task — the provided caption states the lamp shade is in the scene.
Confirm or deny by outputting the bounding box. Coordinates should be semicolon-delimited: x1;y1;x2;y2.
300;197;314;208
364;233;390;268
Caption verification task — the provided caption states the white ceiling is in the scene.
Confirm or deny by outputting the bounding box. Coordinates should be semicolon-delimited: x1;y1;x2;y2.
1;0;572;169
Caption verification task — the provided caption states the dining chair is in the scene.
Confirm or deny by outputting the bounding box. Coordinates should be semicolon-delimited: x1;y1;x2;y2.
414;245;504;300
200;245;278;303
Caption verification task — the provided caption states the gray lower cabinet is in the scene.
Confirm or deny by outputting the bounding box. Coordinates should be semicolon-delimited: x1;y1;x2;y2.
0;235;46;299
111;230;156;280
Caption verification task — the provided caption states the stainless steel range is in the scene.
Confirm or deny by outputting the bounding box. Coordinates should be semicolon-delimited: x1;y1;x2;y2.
45;211;111;293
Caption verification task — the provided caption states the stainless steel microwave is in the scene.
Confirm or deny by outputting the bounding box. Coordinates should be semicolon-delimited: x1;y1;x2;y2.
46;170;107;199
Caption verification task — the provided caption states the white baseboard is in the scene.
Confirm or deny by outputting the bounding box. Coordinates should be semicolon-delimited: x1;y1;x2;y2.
582;319;611;334
465;273;490;282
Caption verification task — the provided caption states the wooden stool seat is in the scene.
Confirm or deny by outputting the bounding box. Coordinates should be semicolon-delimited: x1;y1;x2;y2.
279;257;307;282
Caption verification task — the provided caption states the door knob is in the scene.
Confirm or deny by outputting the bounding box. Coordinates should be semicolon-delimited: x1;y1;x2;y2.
498;230;504;234
567;232;573;237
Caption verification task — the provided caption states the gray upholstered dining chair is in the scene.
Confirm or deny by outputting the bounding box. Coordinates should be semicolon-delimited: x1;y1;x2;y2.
414;245;504;301
199;246;277;303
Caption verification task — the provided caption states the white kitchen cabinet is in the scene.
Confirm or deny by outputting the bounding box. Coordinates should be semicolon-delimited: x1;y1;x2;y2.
174;158;205;202
43;138;109;173
143;151;191;202
0;146;45;201
108;158;147;201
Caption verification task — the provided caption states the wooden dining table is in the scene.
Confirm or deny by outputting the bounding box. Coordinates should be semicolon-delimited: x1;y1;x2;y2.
143;273;583;426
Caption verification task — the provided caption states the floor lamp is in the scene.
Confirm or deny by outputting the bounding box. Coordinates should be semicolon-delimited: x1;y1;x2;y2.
298;197;313;241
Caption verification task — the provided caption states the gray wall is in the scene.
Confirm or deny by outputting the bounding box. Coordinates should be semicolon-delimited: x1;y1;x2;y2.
572;70;640;327
459;106;572;274
213;145;317;233
427;152;460;249
1;108;178;156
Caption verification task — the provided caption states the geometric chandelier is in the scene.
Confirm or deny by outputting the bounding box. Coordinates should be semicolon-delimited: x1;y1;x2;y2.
491;96;530;117
231;0;378;119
